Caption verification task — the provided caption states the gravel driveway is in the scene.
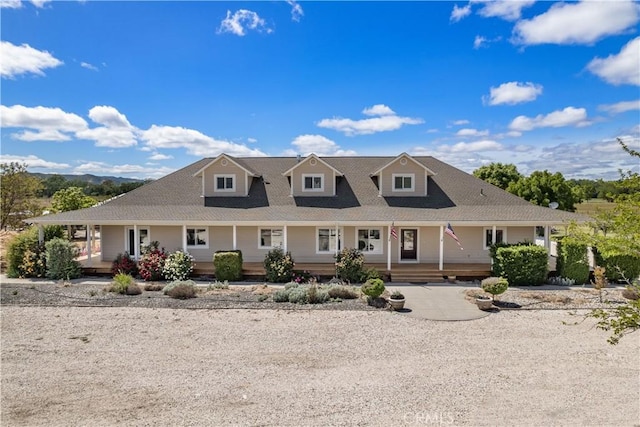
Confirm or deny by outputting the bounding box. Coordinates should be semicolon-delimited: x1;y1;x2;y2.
2;306;638;426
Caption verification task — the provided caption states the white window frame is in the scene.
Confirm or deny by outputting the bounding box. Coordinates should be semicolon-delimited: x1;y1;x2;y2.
214;174;236;192
392;173;415;192
258;228;284;249
356;228;383;254
483;227;506;250
302;174;324;192
186;227;209;248
124;227;150;256
316;227;343;254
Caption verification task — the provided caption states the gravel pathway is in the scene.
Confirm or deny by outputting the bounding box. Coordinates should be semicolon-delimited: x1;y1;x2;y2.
2;306;638;426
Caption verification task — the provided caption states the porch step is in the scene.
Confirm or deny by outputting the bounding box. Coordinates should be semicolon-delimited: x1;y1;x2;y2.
390;273;445;283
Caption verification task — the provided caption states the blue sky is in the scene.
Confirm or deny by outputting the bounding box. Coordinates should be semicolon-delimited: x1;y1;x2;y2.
1;0;639;181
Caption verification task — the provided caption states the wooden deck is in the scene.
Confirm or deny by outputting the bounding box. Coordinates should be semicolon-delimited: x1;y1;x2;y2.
80;255;491;282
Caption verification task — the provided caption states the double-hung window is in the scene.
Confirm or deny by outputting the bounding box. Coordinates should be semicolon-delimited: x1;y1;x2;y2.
317;228;342;253
484;228;505;249
214;174;235;192
357;229;382;253
259;228;284;249
303;174;324;192
392;174;414;192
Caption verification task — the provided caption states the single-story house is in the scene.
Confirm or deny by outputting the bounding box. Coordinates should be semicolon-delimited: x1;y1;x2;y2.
28;153;586;281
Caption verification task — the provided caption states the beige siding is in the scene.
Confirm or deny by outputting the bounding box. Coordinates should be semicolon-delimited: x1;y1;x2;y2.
286;226;337;262
290;160;335;197
202;160;249;197
443;226;488;263
101;225;125;261
379;157;427;197
507;226;535;244
151;226;182;253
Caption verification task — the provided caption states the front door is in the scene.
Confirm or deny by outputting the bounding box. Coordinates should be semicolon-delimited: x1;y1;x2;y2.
400;229;417;261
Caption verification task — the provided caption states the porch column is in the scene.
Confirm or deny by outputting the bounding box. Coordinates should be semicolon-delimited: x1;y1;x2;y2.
232;225;237;250
335;223;339;256
38;225;44;244
283;225;288;252
86;224;92;267
387;224;392;271
492;225;497;245
133;224;139;260
545;226;551;252
182;225;187;252
439;225;444;271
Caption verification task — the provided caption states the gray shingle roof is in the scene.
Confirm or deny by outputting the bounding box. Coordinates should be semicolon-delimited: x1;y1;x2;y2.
29;156;588;225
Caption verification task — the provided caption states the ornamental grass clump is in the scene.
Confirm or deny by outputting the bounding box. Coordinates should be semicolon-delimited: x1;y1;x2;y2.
109;273;140;295
481;277;509;302
162;250;194;281
264;248;295;283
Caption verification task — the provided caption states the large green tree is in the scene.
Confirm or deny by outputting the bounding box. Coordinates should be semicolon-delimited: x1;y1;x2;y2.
51;187;97;212
0;163;42;230
472;163;523;190
507;170;583;211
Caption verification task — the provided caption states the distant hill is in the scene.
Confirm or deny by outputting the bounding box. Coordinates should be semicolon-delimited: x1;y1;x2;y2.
30;173;144;185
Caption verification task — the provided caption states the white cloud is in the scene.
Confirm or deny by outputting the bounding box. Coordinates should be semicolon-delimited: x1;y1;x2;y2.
509;107;591;132
513;0;640;45
0;0;22;8
484;81;543;105
0;154;69;170
287;0;303;22
587;37;640;86
362;104;395;116
475;0;535;21
140;125;267;157
0;41;63;78
80;61;98;71
31;0;51;7
217;9;272;36
247;137;257;143
598;99;640;115
317;106;423;136
438;140;503;153
473;35;487;49
289;134;357;156
450;4;471;23
452;119;470;126
456;128;489;137
0;104;88;141
73;161;175;179
148;152;173;161
76;106;138;148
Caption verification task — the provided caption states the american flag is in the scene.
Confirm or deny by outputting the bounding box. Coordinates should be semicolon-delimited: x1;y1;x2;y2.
390;223;398;240
445;223;463;250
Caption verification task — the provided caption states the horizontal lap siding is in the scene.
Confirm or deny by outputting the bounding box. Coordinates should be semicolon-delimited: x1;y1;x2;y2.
203;162;247;197
101;225;124;262
380;158;426;197
291;161;335;197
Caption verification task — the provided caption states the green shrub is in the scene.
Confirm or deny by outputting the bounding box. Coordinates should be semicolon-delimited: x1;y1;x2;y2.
44;238;81;280
138;241;167;281
593;250;640;282
481;277;509;299
327;284;358;299
361;278;385;299
273;289;290;302
288;286;308;304
335;247;365;283
362;267;381;281
493;244;547;286
213;250;243;281
307;284;329;304
163;279;197;294
556;237;589;284
6;225;64;278
284;281;300;290
125;283;142;295
163;250;194;281
165;283;197;299
144;283;164;291
111;252;138;277
109;272;135;294
263;248;294;283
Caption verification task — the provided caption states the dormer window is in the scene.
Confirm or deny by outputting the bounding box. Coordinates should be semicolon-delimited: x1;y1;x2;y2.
302;174;324;192
215;174;235;192
393;173;414;192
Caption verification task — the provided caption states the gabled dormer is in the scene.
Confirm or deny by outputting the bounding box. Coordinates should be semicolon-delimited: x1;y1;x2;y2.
282;153;344;197
193;154;258;197
370;153;435;197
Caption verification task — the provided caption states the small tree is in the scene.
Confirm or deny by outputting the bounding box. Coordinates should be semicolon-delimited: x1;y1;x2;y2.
0;162;42;230
472;163;522;190
481;277;509;302
51;187;97;212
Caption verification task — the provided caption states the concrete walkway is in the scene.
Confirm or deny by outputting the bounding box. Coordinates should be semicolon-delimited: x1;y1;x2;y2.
387;283;491;321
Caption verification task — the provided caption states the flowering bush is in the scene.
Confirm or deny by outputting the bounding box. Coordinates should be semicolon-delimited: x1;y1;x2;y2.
138;241;167;281
111;252;138;277
335;247;365;283
264;248;295;283
21;245;47;278
163;250;194;281
292;270;312;284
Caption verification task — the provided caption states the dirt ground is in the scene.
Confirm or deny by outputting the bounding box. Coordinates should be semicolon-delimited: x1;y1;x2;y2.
1;307;638;426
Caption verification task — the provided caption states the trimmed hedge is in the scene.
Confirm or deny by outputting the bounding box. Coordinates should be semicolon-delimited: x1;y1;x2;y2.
493;245;548;286
556;237;589;285
593;249;640;282
213;250;243;281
